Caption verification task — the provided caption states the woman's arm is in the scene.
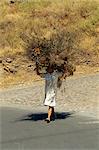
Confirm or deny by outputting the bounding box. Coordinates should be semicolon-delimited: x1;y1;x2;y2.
57;72;68;88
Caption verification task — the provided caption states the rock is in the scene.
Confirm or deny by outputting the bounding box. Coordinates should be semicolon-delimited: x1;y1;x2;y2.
4;67;9;72
3;66;17;74
10;1;15;4
9;67;17;74
0;58;2;63
14;65;19;68
28;64;34;68
6;57;13;63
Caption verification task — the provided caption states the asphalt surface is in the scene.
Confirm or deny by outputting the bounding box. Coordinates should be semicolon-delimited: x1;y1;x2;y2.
0;107;99;150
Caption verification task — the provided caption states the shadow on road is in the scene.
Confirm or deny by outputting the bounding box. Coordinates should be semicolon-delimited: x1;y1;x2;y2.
16;112;74;122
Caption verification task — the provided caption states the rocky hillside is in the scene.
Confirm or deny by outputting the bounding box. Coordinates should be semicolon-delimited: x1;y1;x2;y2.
0;0;99;88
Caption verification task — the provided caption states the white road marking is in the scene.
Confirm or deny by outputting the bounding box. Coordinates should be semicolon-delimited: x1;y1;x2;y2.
79;120;99;124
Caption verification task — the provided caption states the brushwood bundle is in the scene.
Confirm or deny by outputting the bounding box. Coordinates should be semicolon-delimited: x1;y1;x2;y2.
26;29;76;78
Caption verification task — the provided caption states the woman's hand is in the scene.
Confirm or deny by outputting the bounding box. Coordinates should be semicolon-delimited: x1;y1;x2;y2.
57;77;62;88
57;72;68;88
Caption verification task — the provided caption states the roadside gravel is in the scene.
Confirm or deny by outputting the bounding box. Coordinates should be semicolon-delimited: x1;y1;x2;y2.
0;73;99;116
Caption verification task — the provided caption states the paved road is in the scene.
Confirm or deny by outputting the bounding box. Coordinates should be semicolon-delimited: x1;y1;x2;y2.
0;107;99;150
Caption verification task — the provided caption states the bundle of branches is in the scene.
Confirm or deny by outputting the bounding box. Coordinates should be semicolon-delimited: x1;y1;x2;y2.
25;29;76;79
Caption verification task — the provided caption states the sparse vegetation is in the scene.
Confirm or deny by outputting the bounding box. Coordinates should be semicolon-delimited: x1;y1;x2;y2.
0;0;99;88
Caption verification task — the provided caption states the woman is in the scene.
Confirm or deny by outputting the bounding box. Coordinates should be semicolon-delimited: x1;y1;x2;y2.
36;60;66;123
44;65;64;123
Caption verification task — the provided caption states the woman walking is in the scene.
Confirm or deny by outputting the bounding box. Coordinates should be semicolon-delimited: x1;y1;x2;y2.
44;64;64;123
35;54;72;123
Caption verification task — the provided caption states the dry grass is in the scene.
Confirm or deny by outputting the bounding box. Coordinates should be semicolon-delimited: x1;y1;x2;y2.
0;70;41;88
0;0;99;88
0;0;99;54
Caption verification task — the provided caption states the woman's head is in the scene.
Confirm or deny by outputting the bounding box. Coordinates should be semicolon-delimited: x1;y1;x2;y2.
46;64;54;73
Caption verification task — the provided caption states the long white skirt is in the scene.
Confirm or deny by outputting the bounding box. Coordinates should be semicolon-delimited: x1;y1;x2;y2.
44;90;56;107
43;71;58;107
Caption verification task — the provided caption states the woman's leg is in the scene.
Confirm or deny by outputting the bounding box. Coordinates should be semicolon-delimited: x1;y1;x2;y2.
45;106;53;123
48;106;53;121
51;107;55;120
45;106;55;123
